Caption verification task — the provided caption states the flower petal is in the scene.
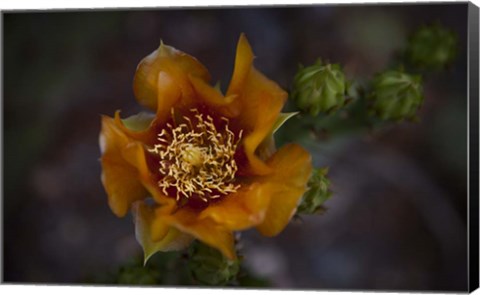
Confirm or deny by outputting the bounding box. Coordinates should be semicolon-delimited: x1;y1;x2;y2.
133;42;210;113
163;208;236;260
227;34;255;96
154;71;182;124
119;141;151;183
111;112;178;207
100;115;149;217
133;201;194;264
188;75;240;117
226;34;288;175
201;144;311;237
198;182;271;231
106;111;159;148
241;91;284;174
256;144;313;237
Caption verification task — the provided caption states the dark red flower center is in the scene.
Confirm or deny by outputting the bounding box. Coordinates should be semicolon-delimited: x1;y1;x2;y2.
148;108;243;206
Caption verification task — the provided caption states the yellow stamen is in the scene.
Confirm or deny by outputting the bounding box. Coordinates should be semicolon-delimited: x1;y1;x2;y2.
148;109;242;202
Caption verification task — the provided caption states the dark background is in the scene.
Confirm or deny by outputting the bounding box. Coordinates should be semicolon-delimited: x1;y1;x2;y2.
3;3;469;291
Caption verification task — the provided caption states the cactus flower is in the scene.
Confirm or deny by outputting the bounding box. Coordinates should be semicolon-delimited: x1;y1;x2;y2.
99;34;312;261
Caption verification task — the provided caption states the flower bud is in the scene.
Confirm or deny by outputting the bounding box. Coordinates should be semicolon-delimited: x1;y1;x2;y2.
406;24;457;70
187;241;240;286
116;265;161;285
297;168;331;214
369;70;423;121
291;60;346;116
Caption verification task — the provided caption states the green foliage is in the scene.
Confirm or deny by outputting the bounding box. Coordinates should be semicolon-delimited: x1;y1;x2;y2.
369;70;423;121
298;168;332;214
88;244;270;287
117;265;162;285
187;241;240;286
291;60;347;116
87;251;192;286
115;252;188;285
406;24;457;70
86;241;271;287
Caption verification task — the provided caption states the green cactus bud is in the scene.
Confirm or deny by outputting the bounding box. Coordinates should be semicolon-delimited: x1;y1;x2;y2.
297;167;332;214
406;24;457;70
116;265;161;285
291;60;346;116
187;241;240;286
369;70;423;121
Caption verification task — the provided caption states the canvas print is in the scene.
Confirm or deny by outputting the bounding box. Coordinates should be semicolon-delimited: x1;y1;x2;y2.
2;2;479;292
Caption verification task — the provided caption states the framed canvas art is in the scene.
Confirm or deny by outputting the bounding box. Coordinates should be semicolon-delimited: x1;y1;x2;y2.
2;1;479;293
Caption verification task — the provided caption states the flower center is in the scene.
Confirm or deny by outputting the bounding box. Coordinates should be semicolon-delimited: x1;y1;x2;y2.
181;146;204;167
148;109;243;203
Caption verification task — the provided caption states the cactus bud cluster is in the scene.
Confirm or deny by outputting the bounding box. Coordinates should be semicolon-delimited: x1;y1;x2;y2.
297;168;332;214
187;241;240;286
116;264;161;285
406;24;457;70
369;70;423;121
291;60;347;116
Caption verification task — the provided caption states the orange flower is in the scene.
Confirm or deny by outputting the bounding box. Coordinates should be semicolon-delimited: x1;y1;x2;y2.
99;34;312;261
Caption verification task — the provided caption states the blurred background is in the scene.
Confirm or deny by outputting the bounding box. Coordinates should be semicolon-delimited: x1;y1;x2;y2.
3;3;469;291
